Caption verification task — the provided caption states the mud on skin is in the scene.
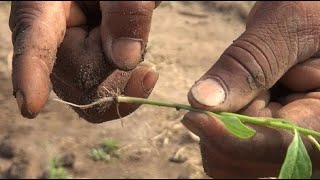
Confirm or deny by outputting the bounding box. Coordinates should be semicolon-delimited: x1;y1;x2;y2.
50;27;134;123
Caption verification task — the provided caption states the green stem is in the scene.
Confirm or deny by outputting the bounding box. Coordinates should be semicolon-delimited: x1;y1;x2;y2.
116;96;320;138
307;135;320;152
117;96;204;113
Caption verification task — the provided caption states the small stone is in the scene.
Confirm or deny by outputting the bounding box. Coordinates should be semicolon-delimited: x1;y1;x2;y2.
169;147;188;164
128;154;141;162
5;154;38;179
0;140;15;159
59;153;76;168
169;154;188;163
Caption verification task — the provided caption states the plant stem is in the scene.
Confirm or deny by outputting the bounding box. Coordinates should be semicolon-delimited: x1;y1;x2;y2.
53;95;320;138
307;135;320;152
115;96;320;138
117;96;205;113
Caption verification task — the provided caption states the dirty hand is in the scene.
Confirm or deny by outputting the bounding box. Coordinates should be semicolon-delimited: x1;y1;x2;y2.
9;1;160;123
182;2;320;178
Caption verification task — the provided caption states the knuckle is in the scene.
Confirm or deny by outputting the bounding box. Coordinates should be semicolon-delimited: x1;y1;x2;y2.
9;2;66;45
224;44;268;90
9;2;43;31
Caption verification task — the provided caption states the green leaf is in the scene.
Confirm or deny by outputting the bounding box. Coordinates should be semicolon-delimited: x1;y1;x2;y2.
279;129;312;179
215;114;256;139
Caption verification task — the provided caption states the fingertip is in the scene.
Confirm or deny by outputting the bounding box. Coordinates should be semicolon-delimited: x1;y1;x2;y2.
181;112;209;137
188;77;227;111
142;68;159;94
14;90;38;119
124;65;159;97
118;65;158;116
182;111;227;139
12;64;51;119
108;38;144;71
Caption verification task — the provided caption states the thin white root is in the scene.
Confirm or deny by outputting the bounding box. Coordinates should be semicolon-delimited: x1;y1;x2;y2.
120;119;124;128
53;97;114;109
188;131;200;142
151;129;168;141
144;121;152;131
115;102;124;128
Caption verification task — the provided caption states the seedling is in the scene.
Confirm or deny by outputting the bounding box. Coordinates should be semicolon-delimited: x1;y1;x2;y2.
55;95;320;179
102;138;120;157
89;148;111;162
47;157;71;179
89;138;120;162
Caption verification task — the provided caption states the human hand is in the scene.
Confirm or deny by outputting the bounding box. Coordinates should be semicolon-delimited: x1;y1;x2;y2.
9;1;160;123
182;2;320;178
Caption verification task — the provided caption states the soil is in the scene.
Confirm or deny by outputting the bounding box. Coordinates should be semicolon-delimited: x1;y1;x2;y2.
0;1;254;178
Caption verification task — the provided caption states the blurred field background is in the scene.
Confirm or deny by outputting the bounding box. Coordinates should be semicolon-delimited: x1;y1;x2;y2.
0;1;254;178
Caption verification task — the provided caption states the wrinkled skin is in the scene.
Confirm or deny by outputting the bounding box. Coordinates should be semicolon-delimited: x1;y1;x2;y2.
9;1;160;123
182;1;320;178
9;1;320;179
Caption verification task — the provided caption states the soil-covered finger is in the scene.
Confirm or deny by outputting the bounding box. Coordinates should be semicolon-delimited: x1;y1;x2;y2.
9;1;67;118
100;1;156;71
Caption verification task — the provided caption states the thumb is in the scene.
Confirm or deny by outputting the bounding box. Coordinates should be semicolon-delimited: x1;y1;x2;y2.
188;2;320;112
100;1;157;71
9;2;66;118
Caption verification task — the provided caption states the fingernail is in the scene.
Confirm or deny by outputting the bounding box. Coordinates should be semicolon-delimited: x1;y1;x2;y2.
142;69;159;94
191;78;226;107
181;112;208;137
112;38;142;70
16;90;24;113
